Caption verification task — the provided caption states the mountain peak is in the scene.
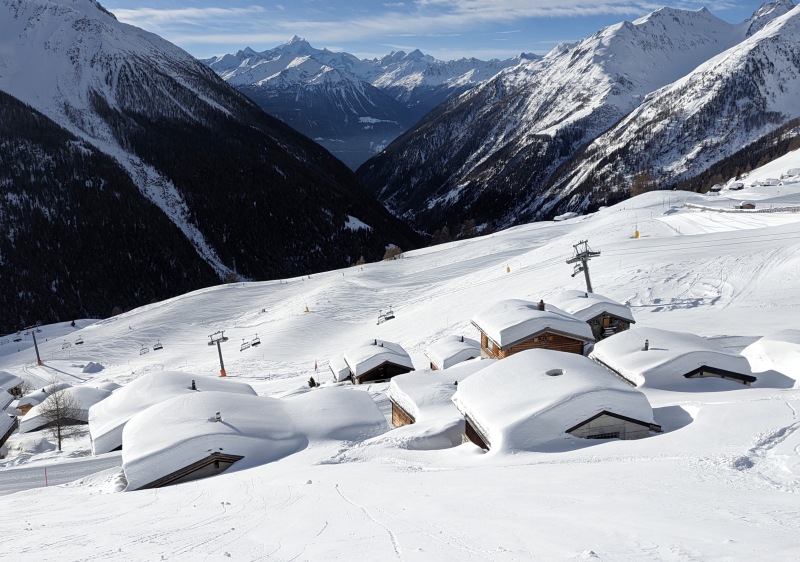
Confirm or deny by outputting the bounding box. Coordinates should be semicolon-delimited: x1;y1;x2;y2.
747;0;796;35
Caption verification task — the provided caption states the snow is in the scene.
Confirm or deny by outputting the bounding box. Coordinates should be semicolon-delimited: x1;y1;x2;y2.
0;371;22;390
424;334;481;370
11;381;72;411
742;329;800;385
472;298;595;347
18;386;112;434
344;215;372;231
88;371;257;455
452;349;657;452
342;339;413;378
3;158;800;557
547;289;635;324
590;327;759;390
122;387;387;490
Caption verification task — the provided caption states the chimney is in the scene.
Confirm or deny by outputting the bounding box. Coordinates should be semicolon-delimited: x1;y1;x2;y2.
191;379;196;391
644;339;649;351
538;299;545;311
584;292;589;298
215;411;221;422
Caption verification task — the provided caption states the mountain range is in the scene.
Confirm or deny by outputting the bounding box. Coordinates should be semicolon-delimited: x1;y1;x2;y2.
0;0;419;333
357;0;800;234
203;38;523;169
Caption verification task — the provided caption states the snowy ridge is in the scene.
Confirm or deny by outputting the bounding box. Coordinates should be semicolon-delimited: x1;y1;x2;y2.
358;2;799;233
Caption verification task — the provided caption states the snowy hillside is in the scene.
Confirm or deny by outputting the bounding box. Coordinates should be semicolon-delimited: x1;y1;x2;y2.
2;150;800;559
203;37;519;168
0;0;420;329
357;2;798;234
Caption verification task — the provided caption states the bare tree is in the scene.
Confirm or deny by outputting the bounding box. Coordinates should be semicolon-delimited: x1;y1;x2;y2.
38;384;83;451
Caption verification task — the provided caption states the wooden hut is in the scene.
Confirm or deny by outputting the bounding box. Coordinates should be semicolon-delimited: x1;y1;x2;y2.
330;339;414;385
471;299;594;360
548;290;635;340
425;335;480;370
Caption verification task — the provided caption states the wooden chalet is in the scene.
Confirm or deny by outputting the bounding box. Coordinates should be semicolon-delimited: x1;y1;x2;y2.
590;327;758;389
471;299;594;360
0;371;23;398
548;290;635;340
452;349;661;451
331;339;414;385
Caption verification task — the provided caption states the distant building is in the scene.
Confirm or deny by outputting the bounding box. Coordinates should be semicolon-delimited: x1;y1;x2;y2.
590;327;757;388
452;349;661;451
471;299;594;359
548;290;635;340
329;339;414;385
425;335;480;370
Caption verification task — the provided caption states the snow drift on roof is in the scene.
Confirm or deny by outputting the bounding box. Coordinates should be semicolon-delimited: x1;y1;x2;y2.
19;386;112;433
122;392;304;491
122;387;388;490
11;381;72;410
452;349;656;452
89;371;257;455
472;299;594;347
425;335;481;369
389;358;493;423
0;371;22;390
547;290;635;324
590;327;755;389
742;329;800;385
342;339;414;377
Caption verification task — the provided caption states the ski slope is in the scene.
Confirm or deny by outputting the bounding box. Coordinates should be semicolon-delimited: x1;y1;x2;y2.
1;152;800;560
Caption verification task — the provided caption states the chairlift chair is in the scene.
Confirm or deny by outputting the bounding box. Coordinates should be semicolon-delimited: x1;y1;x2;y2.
62;341;71;349
240;339;251;352
13;335;22;342
251;334;261;347
383;307;395;321
153;341;163;351
75;336;84;345
139;345;149;355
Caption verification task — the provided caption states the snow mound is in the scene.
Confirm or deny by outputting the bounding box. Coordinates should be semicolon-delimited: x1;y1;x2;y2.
89;371;257;455
742;329;800;385
82;380;121;392
122;387;388;490
425;335;481;370
472;299;594;347
122;392;305;491
590;327;756;390
548;290;635;324
452;349;657;452
81;362;105;374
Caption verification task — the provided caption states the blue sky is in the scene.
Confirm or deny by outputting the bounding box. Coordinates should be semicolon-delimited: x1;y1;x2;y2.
103;1;771;60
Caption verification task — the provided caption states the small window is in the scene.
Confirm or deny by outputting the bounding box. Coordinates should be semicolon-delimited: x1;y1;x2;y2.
586;431;620;440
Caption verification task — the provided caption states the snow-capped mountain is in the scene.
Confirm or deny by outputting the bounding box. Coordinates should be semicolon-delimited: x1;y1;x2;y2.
357;2;797;233
203;37;520;169
0;0;420;331
555;3;800;209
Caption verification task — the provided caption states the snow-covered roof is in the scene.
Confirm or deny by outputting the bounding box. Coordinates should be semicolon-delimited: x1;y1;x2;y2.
89;371;257;455
590;327;755;389
388;358;493;422
11;381;72;410
0;371;22;390
0;389;13;411
451;349;656;452
329;353;351;382
425;335;481;370
122;387;388;490
342;339;414;377
0;413;15;438
83;380;122;392
19;386;112;434
122;392;304;490
547;290;635;324
742;329;800;385
471;299;594;347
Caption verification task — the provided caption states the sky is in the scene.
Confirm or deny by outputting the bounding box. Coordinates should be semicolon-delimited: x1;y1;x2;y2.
101;1;772;61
